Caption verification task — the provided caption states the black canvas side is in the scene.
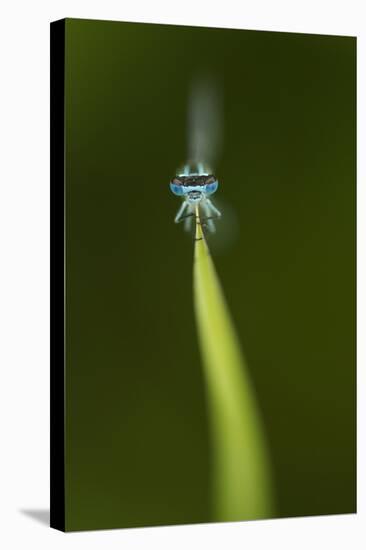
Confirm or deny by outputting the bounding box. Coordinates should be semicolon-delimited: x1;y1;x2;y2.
50;18;66;532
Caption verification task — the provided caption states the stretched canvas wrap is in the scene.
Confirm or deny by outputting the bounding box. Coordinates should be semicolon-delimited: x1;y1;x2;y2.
50;18;356;532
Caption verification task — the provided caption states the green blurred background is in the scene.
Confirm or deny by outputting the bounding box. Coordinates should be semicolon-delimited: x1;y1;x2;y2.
64;18;356;531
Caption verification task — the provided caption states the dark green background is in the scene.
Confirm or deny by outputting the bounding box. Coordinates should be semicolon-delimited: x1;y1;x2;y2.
64;18;356;531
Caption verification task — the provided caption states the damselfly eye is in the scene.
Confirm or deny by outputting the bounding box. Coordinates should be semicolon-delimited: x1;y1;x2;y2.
204;180;218;195
170;182;185;196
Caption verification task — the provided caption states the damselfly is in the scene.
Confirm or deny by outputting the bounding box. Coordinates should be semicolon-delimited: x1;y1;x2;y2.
170;161;222;233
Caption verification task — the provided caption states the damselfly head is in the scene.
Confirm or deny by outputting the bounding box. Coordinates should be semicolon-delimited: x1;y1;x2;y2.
170;174;218;202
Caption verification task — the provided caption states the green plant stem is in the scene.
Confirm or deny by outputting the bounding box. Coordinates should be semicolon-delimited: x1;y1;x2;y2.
193;208;274;521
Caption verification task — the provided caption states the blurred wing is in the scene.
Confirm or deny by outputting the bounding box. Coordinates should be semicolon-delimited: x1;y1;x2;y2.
187;75;223;169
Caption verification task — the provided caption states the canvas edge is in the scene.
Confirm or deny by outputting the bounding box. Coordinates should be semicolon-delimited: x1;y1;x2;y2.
50;18;66;533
